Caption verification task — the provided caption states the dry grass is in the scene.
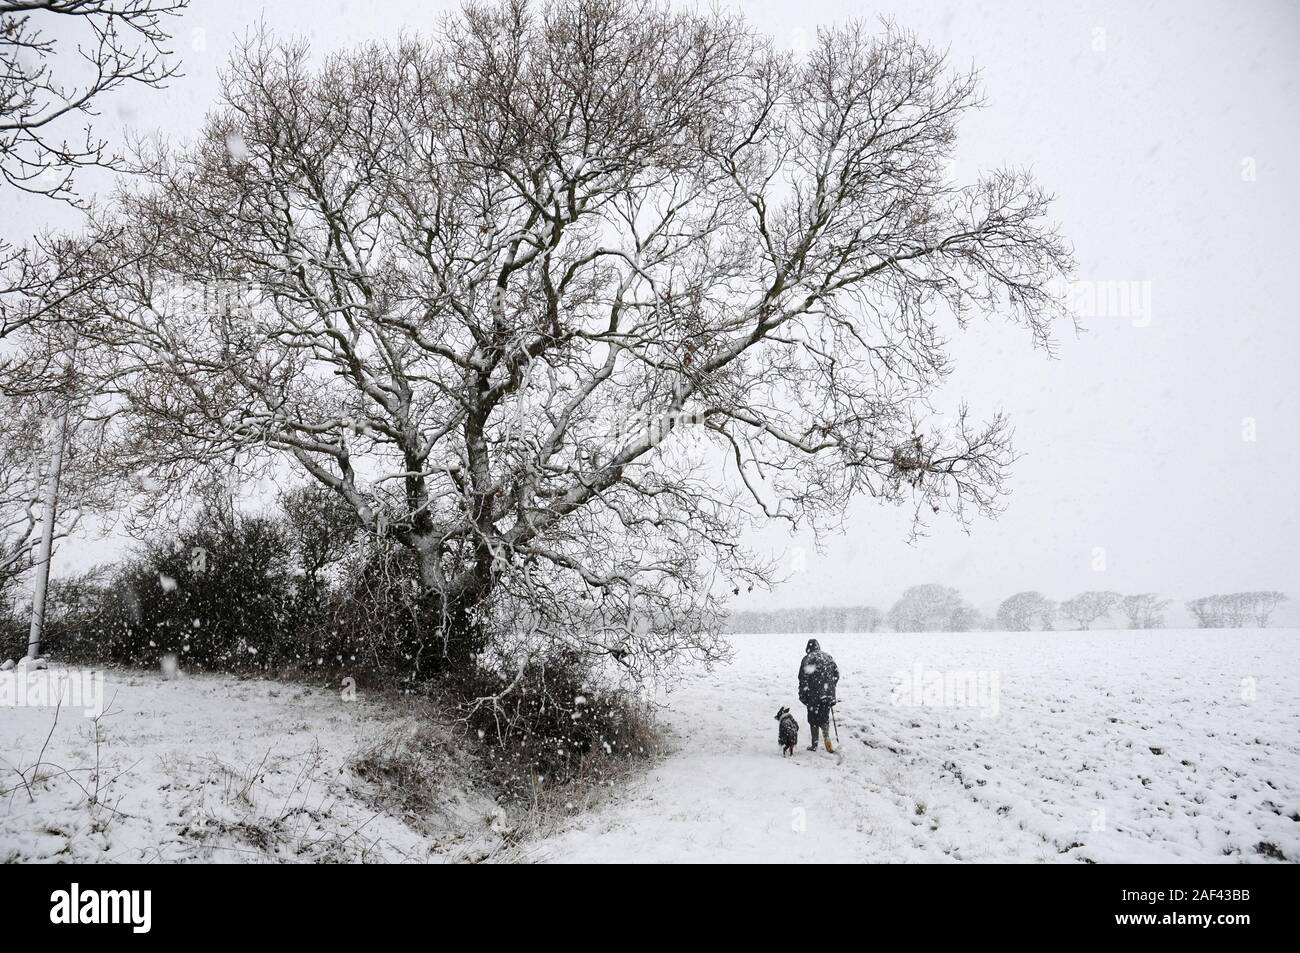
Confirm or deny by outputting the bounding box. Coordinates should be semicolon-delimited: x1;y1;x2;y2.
178;740;394;863
347;690;665;863
351;720;464;825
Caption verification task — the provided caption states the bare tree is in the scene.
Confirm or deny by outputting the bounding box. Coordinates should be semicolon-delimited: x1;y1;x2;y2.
1221;593;1248;628
1243;591;1288;627
1120;592;1169;629
888;584;978;633
0;392;47;599
1059;590;1122;630
80;2;1071;677
995;590;1055;631
0;0;187;201
0;385;108;608
1189;591;1287;628
0;0;186;346
1186;595;1219;628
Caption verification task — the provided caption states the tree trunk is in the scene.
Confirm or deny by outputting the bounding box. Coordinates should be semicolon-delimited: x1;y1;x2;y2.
414;543;488;675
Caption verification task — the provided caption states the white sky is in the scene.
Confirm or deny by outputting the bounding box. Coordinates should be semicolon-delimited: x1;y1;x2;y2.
9;0;1299;621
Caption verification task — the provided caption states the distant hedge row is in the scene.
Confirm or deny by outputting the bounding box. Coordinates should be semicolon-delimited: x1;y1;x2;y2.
725;586;1288;633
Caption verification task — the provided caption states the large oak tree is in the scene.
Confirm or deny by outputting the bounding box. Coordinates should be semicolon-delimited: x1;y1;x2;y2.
80;0;1071;676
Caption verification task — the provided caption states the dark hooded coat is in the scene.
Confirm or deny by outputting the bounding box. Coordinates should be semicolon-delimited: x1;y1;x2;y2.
798;639;839;719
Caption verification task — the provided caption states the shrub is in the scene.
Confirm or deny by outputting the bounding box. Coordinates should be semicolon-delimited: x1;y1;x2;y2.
292;541;440;687
16;567;116;662
36;511;300;671
0;603;23;660
454;650;659;803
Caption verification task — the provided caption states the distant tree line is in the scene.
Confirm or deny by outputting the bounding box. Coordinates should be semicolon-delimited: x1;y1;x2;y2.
727;605;884;634
728;584;1289;633
1186;592;1289;628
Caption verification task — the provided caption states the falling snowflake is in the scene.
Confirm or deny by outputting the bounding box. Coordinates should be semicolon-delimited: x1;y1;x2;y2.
225;131;249;162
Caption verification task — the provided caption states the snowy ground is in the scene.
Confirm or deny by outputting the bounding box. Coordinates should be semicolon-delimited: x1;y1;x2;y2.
4;629;1297;863
533;630;1300;863
0;668;506;863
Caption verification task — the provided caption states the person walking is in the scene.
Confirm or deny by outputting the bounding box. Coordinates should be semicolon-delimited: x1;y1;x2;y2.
798;638;839;752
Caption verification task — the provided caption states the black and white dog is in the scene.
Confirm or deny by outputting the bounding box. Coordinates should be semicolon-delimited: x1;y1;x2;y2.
775;706;799;757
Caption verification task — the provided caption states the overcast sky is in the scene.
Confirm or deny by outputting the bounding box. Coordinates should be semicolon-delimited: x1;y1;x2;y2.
12;0;1299;621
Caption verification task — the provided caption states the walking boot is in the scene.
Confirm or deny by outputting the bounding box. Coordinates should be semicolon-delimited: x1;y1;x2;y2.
824;733;834;753
807;724;819;751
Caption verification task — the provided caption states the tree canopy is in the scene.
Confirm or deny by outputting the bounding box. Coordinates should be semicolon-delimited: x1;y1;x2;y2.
57;0;1071;675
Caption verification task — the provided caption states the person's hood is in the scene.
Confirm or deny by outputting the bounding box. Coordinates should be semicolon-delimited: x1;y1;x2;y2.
805;638;820;654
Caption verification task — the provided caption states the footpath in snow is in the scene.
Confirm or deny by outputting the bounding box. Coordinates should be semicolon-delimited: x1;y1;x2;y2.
533;630;1300;863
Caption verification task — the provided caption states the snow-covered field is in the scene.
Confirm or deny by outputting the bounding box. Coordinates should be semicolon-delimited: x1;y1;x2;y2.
533;629;1300;863
0;668;505;863
3;629;1297;863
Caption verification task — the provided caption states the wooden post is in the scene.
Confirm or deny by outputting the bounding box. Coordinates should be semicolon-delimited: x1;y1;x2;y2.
26;412;68;660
